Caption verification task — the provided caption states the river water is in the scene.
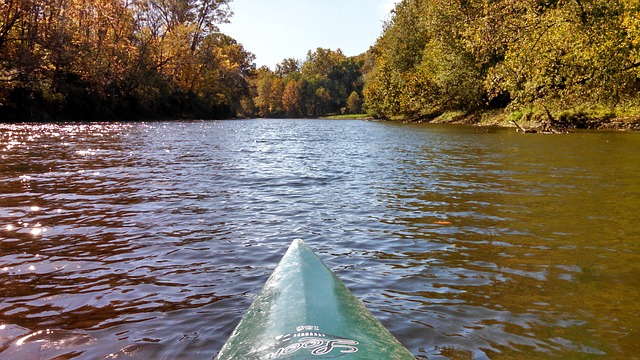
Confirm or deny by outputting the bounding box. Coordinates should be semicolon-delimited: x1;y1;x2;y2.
0;120;638;359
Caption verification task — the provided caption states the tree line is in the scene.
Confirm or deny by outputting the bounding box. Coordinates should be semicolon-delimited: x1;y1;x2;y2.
254;48;365;118
0;0;367;121
364;0;640;123
0;0;254;120
2;0;640;122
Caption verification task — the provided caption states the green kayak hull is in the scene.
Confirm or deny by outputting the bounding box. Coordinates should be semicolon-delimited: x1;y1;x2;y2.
216;239;414;359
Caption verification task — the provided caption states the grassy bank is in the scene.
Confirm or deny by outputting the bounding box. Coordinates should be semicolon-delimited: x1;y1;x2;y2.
417;107;640;132
321;114;373;120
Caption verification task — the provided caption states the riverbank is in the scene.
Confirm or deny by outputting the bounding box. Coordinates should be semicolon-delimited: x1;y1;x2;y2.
407;109;640;132
321;114;373;120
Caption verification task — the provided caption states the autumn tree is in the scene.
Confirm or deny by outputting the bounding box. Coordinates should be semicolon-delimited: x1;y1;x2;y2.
0;0;254;120
282;79;303;117
254;67;286;117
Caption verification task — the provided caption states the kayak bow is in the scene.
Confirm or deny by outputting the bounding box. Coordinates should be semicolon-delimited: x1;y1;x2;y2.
217;239;414;359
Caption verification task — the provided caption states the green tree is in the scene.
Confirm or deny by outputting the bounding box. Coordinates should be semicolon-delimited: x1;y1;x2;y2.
364;0;640;121
314;86;332;115
276;58;301;77
254;67;276;117
363;57;403;118
302;48;346;79
302;48;347;114
250;48;367;118
486;0;637;111
346;91;362;114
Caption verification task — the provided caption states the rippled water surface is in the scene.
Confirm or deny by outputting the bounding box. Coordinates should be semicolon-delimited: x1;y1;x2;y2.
1;120;639;359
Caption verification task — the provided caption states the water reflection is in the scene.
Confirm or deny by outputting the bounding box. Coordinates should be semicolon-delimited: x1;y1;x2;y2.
0;121;639;359
370;125;640;358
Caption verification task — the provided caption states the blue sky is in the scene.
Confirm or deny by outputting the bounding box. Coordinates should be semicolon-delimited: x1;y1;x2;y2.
219;0;396;69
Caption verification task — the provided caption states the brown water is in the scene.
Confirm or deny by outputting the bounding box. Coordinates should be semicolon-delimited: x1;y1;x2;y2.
0;120;638;359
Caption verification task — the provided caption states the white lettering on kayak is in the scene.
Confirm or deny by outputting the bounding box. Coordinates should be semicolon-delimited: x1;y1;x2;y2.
264;338;359;359
306;338;359;355
260;327;360;359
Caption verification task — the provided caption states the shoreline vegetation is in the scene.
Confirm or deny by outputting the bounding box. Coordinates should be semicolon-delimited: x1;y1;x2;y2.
323;110;640;132
2;0;640;132
397;109;640;132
